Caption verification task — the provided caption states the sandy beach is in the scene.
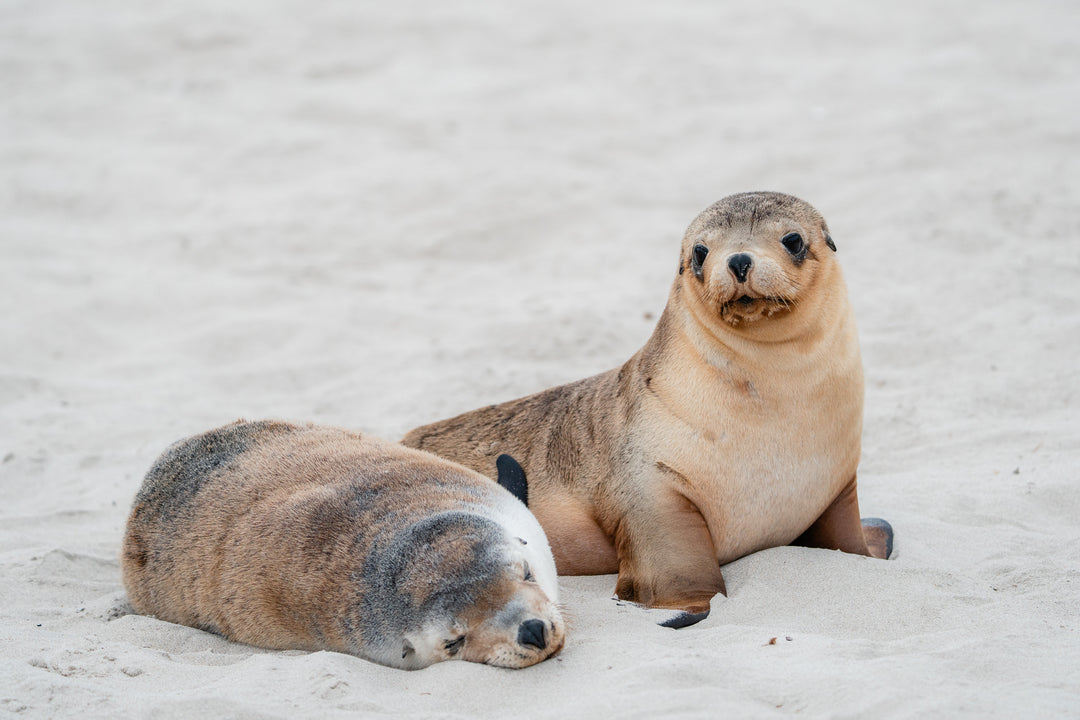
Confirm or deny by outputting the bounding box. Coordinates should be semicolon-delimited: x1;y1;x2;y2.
2;0;1078;717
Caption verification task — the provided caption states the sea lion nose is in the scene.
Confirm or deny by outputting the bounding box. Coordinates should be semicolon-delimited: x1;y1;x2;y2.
517;619;547;650
727;253;753;283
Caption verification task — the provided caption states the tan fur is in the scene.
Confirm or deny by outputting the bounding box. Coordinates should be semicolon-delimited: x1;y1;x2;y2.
403;192;888;617
122;420;565;669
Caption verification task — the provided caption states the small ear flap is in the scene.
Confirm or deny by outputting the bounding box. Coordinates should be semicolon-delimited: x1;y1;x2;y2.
825;233;837;252
402;638;415;660
496;454;529;506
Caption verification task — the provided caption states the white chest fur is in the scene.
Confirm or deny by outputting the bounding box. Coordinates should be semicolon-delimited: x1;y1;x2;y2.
640;310;863;564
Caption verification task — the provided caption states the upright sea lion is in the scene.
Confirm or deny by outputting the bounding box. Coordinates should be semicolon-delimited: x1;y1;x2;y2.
403;192;892;626
121;420;565;669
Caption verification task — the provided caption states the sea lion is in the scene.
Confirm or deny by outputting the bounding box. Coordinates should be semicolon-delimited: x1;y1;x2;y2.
121;420;565;669
403;192;893;626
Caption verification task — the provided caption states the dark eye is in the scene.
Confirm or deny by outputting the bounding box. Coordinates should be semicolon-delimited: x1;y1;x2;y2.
523;561;534;582
691;244;709;279
444;636;465;656
781;233;805;256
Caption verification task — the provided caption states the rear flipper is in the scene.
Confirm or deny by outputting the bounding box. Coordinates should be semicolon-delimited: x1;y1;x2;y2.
496;454;528;507
861;517;894;559
795;477;894;560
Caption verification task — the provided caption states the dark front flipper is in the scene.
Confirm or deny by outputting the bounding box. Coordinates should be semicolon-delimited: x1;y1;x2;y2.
794;476;893;559
496;454;528;507
658;610;711;629
611;599;712;628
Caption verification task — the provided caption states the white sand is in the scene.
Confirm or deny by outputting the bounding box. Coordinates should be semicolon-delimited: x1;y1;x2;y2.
2;0;1078;717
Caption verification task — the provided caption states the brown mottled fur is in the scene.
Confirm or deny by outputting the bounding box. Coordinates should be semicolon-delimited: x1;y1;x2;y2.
122;420;564;669
404;192;890;618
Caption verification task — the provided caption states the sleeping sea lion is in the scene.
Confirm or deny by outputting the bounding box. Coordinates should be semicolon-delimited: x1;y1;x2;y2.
121;420;565;668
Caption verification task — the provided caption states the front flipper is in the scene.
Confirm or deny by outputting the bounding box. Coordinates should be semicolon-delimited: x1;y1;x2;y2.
495;454;528;506
612;489;726;628
657;609;712;628
615;599;712;628
794;476;893;559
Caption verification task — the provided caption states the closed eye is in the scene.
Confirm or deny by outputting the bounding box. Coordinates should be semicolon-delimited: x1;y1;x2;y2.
524;561;534;582
444;636;465;656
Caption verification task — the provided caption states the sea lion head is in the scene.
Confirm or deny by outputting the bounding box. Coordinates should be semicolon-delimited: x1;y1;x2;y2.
678;192;838;331
364;509;565;670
